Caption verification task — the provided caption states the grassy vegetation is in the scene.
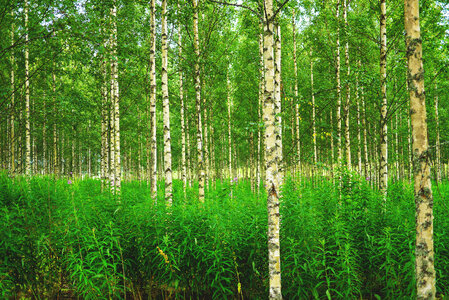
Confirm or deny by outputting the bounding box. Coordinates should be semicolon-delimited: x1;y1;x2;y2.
1;171;448;299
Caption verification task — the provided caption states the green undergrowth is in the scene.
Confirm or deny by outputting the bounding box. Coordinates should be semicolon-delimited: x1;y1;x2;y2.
0;171;448;299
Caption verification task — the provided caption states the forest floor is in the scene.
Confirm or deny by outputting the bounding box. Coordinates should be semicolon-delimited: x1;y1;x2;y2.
1;171;448;299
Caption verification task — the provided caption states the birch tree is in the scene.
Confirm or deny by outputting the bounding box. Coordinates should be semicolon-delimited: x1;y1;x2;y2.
405;0;436;297
149;0;158;201
179;10;187;194
10;10;15;174
379;0;388;196
25;0;31;176
193;0;205;203
343;0;351;167
263;0;281;297
161;0;173;204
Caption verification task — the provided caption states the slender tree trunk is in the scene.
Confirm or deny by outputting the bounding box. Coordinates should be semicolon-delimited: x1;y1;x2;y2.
32;96;36;174
53;71;58;176
227;70;232;181
362;87;369;177
60;131;64;175
404;0;436;297
193;0;205;202
263;0;282;297
161;0;173;204
10;11;15;174
18;99;22;174
179;14;187;194
101;32;109;188
150;0;157;201
395;112;400;181
88;120;91;177
112;1;121;193
146;105;150;184
72;121;75;175
330;110;335;178
336;0;342;165
356;64;362;173
137;109;142;181
379;0;388;197
78;135;82;176
24;0;31;176
343;0;351;167
293;14;301;179
311;52;317;167
109;9;116;190
186;115;191;187
257;29;264;191
43;92;47;174
204;94;209;190
434;83;441;183
112;5;122;193
210;108;215;189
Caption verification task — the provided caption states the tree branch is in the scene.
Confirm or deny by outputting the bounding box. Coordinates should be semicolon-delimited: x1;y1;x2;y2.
208;0;262;22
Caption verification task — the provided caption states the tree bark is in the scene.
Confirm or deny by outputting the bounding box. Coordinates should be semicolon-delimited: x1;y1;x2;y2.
112;1;121;192
227;70;232;181
434;83;441;183
193;0;205;202
336;0;342;166
343;0;351;167
162;0;173;204
274;23;283;186
311;52;317;167
10;10;15;174
362;86;369;177
263;0;282;298
179;10;187;194
404;0;436;297
293;12;300;179
150;0;158;201
356;63;362;173
379;0;388;197
25;0;31;176
43;92;47;174
257;28;264;191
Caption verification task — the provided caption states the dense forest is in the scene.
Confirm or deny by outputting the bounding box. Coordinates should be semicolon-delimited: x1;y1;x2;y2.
1;0;449;298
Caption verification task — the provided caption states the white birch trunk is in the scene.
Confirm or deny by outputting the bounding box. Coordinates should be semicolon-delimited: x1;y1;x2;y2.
343;0;351;167
404;0;436;296
336;0;342;165
193;0;205;202
274;23;283;186
162;0;173;204
227;71;232;181
379;0;388;197
150;0;158;201
263;1;282;297
434;83;441;183
311;53;317;166
178;12;187;194
10;11;15;174
25;0;31;176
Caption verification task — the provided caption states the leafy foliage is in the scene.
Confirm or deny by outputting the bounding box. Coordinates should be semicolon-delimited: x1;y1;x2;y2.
1;172;449;298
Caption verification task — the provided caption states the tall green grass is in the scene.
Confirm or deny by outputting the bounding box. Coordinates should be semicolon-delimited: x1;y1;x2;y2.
0;171;448;299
